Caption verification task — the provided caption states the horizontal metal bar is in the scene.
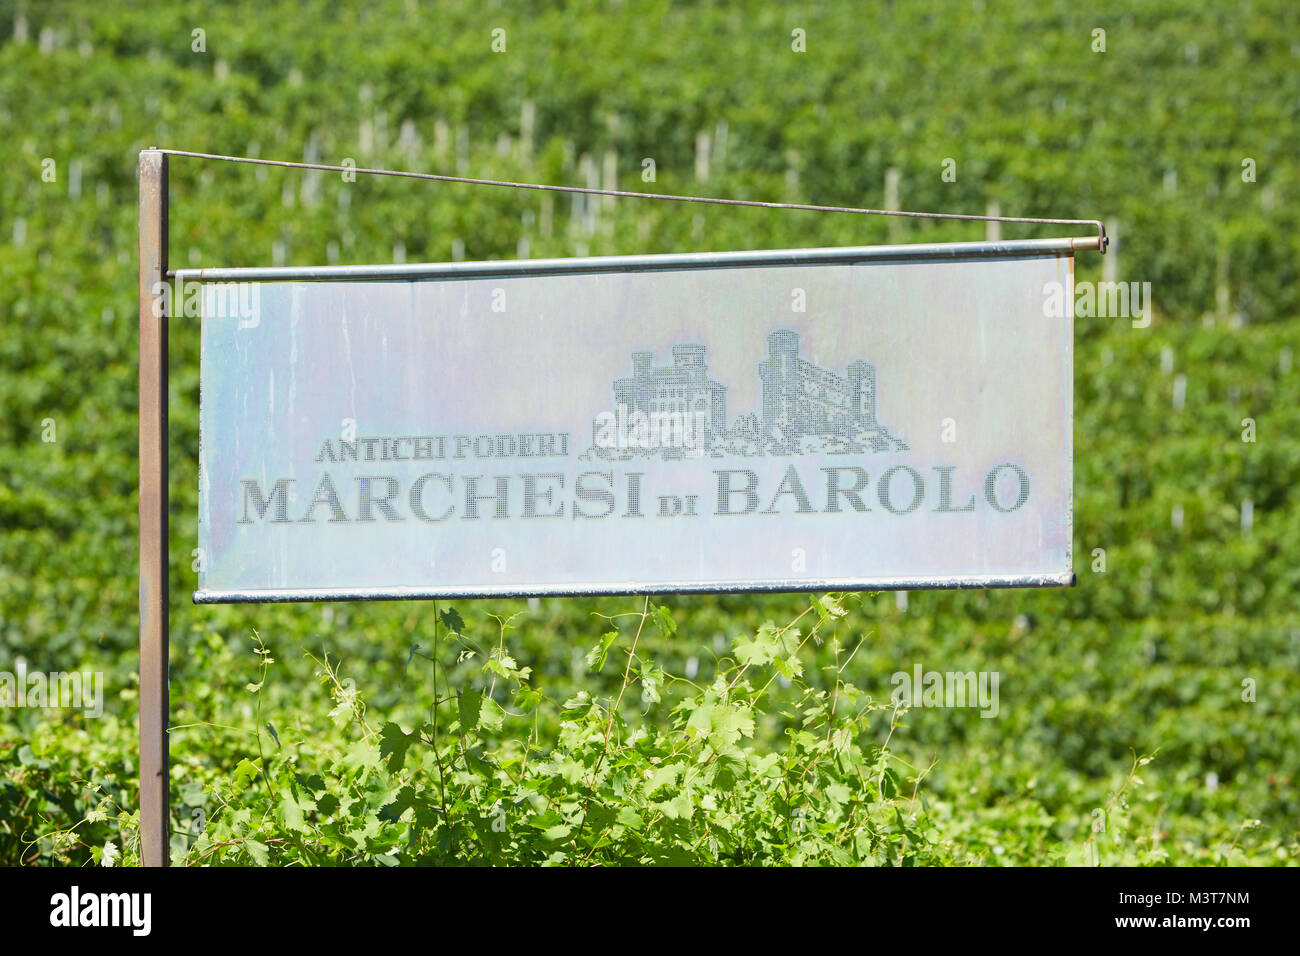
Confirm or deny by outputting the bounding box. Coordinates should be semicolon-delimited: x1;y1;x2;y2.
194;572;1074;604
171;236;1092;283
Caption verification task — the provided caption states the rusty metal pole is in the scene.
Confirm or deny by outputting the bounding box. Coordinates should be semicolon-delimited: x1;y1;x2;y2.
138;149;170;867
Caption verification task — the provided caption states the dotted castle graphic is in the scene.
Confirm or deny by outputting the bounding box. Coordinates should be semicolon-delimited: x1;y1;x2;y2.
589;328;909;460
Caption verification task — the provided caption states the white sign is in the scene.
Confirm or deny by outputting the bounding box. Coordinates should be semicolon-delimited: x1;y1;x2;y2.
195;245;1073;601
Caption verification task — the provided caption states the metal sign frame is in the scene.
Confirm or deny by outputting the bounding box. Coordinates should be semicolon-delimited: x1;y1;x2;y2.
138;147;1102;866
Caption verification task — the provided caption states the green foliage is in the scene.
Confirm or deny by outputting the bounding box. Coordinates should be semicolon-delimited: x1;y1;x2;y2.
1;0;1298;867
179;595;954;866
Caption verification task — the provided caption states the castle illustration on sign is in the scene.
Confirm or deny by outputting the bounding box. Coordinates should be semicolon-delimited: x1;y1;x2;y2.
589;328;909;460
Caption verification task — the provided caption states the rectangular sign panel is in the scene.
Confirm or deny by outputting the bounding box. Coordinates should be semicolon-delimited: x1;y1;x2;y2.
195;243;1073;601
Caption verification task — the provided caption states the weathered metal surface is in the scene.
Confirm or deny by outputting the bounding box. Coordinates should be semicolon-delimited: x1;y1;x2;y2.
138;149;170;867
195;242;1074;602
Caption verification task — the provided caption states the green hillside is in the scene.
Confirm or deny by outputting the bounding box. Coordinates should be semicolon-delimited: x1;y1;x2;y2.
0;0;1297;865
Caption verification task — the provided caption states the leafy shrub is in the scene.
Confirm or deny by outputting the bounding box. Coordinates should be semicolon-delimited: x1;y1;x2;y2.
183;596;950;866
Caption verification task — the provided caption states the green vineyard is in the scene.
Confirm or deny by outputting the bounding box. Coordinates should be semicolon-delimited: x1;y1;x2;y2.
0;0;1297;866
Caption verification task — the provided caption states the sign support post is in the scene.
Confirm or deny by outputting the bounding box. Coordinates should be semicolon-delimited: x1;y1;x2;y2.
138;148;170;868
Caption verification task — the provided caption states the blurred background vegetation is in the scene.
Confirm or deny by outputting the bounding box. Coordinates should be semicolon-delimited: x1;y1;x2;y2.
0;0;1297;864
